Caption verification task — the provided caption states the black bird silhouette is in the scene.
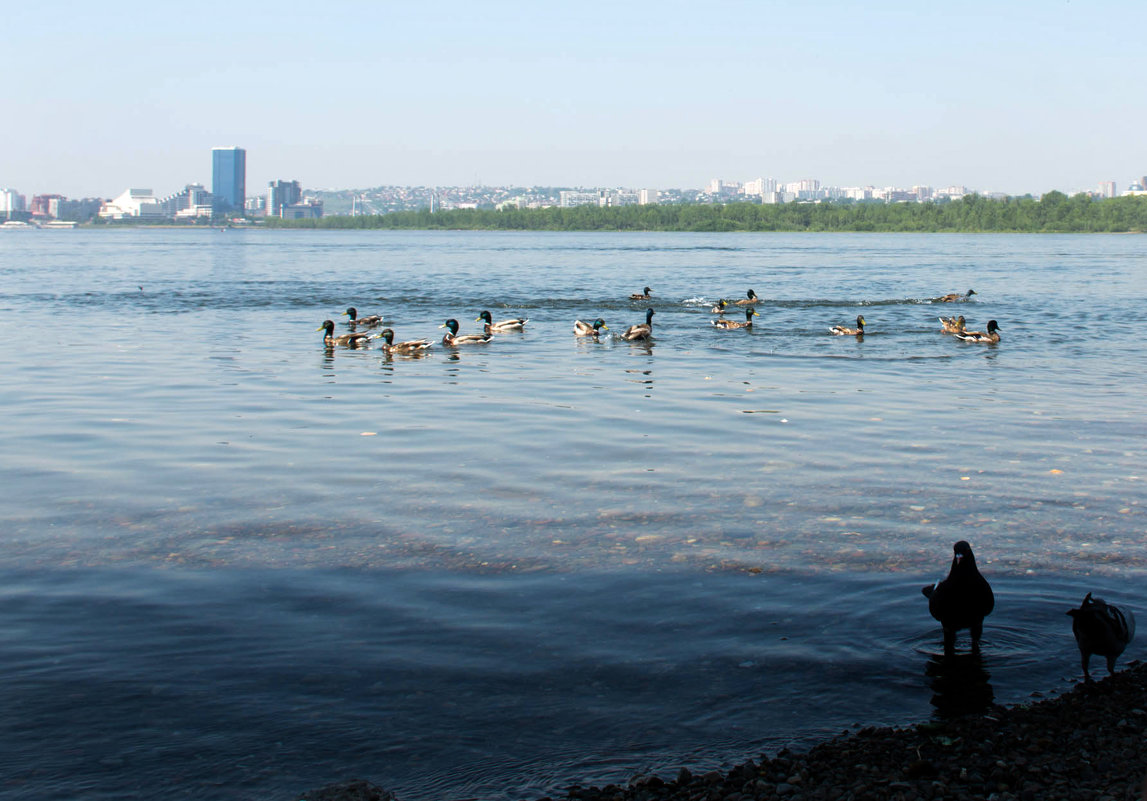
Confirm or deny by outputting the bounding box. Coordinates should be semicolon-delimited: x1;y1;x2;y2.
922;540;995;654
1067;592;1135;680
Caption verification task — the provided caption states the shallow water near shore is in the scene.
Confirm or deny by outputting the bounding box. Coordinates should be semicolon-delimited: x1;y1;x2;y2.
0;229;1143;800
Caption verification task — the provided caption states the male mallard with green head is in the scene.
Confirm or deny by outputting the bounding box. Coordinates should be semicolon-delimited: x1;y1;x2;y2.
379;328;432;355
713;308;759;330
476;310;528;332
343;307;384;327
830;315;866;336
710;299;731;314
574;318;609;337
440;318;493;346
318;320;376;348
629;286;652;301
954;320;1000;343
734;289;759;305
935;289;976;303
622;308;655;341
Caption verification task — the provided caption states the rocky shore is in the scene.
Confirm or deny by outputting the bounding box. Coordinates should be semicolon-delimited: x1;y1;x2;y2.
299;662;1147;801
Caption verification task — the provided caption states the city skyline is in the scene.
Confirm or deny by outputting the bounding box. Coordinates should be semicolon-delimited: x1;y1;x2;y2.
3;1;1145;198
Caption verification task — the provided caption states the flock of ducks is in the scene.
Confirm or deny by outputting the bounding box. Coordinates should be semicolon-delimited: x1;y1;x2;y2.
317;287;1002;352
925;540;1135;680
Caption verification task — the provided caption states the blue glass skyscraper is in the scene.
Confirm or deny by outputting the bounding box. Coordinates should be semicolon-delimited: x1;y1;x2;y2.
211;147;246;215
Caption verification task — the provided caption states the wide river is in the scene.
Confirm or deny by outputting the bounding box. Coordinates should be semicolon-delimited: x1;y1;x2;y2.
0;229;1143;800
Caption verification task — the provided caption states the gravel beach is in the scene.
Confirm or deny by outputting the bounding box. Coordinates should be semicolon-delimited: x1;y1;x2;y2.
300;661;1147;801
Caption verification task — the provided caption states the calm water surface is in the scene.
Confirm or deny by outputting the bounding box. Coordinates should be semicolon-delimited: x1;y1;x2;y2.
0;229;1143;800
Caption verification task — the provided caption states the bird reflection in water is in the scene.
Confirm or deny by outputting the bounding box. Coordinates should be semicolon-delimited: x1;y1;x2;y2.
625;368;654;398
925;651;995;719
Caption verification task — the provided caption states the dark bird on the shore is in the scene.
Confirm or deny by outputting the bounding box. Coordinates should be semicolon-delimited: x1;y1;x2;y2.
629;286;652;301
939;315;966;334
318;320;376;348
734;289;759;305
712;308;759;330
573;318;609;337
922;540;995;654
476;310;528;332
622;307;655;341
954;320;1000;344
440;318;492;346
935;289;977;303
830;315;866;336
1067;592;1136;680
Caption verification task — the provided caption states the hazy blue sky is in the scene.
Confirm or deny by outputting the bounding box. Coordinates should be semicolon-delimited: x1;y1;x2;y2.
3;0;1144;198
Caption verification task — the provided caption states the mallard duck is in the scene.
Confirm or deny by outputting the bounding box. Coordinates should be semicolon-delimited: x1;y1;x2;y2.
954;320;1000;343
1068;593;1136;680
476;310;528;332
830;315;866;336
343;307;384;327
318;319;376;348
712;308;759;329
629;286;652;301
922;540;995;655
379;328;432;355
734;289;759;305
574;318;609;337
622;307;655;341
935;289;976;303
939;315;966;334
710;299;731;314
440;318;493;346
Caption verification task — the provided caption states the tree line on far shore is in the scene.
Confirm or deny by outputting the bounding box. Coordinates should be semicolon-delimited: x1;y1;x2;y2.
264;192;1147;233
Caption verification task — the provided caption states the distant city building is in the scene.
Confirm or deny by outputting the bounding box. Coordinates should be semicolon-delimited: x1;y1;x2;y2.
159;183;213;219
30;194;66;218
638;189;659;205
559;190;600;208
0;188;26;218
280;199;323;219
211;146;246;215
1124;179;1147;197
54;198;103;222
742;178;777;197
100;188;163;219
1098;181;1117;198
267;180;302;217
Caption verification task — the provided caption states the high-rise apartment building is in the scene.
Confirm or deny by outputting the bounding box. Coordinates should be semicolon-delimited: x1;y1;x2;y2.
212;147;246;215
267;180;302;217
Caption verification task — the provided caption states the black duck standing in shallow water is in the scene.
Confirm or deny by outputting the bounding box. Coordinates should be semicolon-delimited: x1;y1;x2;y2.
1067;592;1135;680
922;540;995;655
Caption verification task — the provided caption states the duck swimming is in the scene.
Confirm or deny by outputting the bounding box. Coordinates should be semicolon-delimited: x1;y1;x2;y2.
379;328;432;355
922;540;995;654
622;307;655;341
939;315;966;334
734;289;759;305
710;299;731;314
629;286;652;301
573;318;609;337
830;315;865;336
954;320;1000;343
440;318;493;346
318;320;376;348
476;310;528;332
712;308;759;330
343;307;384;327
935;289;976;303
